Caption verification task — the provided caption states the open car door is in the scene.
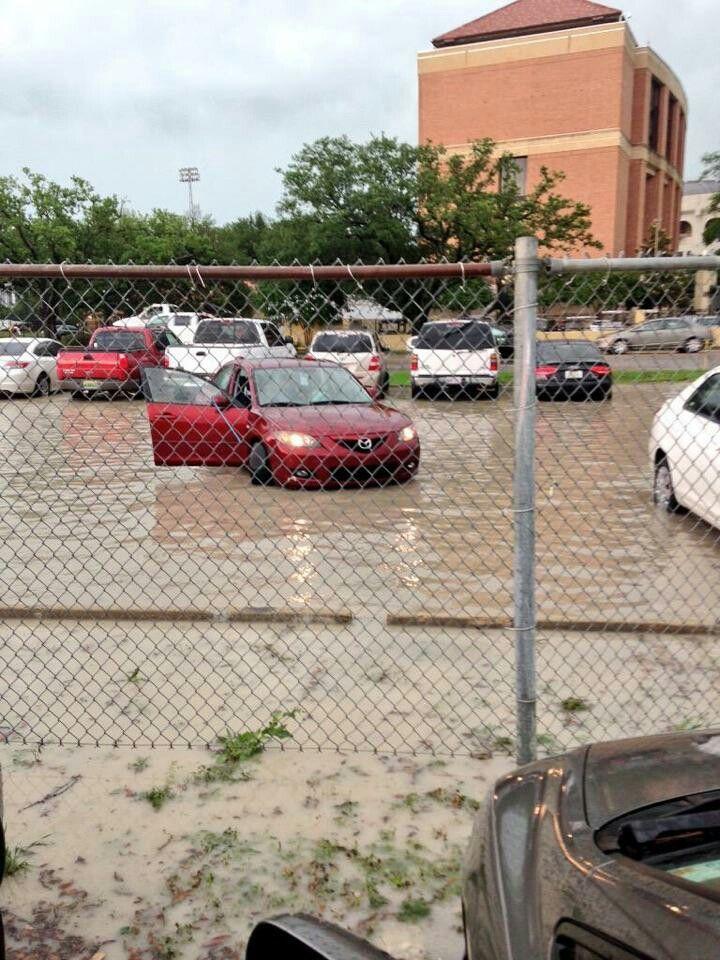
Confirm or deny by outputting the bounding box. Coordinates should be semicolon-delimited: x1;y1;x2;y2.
143;368;251;467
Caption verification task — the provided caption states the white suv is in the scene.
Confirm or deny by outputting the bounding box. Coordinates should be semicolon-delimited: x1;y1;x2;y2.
307;329;390;398
410;319;499;399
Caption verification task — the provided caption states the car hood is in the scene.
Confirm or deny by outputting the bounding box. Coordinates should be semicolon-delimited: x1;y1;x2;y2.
584;729;720;829
261;402;410;436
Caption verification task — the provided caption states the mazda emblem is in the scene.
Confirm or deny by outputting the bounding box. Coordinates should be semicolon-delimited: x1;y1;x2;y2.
358;437;372;450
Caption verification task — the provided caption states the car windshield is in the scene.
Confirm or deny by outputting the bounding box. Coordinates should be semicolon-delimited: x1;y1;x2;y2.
312;333;373;353
91;331;146;351
194;321;261;345
0;341;26;356
416;322;494;350
536;341;601;363
254;366;372;407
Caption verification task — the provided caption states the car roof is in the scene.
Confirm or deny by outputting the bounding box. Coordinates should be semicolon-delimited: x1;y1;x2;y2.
236;357;335;370
584;729;720;829
312;328;372;336
197;316;261;324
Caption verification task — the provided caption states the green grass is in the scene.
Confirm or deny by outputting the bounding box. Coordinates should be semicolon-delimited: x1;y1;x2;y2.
389;368;703;389
143;785;174;810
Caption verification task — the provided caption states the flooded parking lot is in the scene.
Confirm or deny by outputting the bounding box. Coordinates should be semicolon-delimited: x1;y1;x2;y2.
0;384;718;750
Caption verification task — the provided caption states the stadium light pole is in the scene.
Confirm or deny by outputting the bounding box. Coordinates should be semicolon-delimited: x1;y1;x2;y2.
179;167;200;222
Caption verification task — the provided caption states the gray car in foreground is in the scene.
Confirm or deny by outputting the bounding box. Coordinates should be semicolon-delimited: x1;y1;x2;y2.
247;729;720;960
598;316;712;354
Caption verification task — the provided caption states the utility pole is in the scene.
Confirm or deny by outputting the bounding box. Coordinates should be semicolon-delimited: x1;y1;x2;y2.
179;167;200;222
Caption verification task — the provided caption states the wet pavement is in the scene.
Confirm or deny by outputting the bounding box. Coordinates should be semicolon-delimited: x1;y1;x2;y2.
0;384;718;750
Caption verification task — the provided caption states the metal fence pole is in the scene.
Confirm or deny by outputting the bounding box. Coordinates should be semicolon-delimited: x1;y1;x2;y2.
513;236;539;765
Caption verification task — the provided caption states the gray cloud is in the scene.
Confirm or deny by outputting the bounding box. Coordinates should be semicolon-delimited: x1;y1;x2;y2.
0;0;715;221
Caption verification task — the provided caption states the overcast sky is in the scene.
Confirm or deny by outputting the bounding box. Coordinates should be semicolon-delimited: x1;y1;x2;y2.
0;0;716;223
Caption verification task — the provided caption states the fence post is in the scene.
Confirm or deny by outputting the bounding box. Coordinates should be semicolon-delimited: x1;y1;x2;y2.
513;236;539;765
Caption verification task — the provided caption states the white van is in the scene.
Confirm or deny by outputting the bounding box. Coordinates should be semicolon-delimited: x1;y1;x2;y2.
410;319;499;399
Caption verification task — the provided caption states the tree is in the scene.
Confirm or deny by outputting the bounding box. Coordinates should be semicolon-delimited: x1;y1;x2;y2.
701;152;720;247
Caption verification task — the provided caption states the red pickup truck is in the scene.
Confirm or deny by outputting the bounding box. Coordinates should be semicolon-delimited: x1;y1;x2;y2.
57;326;181;398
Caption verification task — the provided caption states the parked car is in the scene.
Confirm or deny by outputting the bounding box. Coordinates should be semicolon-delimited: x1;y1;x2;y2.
650;365;720;530
410;319;499;399
247;728;720;960
57;325;181;399
113;311;211;344
306;329;390;398
164;318;296;377
142;358;420;489
536;339;612;401
598;317;712;354
113;303;181;327
0;338;63;397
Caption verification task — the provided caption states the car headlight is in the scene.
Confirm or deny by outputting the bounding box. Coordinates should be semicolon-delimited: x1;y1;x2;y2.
398;425;417;443
273;431;321;449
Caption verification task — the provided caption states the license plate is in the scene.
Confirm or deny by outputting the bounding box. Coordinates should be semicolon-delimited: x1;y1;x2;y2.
82;379;101;389
445;377;465;385
565;371;584;380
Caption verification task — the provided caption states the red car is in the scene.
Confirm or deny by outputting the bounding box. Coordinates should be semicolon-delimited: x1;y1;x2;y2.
57;326;180;399
142;358;420;489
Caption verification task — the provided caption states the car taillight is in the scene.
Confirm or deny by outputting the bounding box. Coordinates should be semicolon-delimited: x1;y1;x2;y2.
368;354;381;372
2;361;31;369
161;354;171;368
536;365;559;379
490;354;499;373
410;354;418;372
590;364;611;376
117;354;129;369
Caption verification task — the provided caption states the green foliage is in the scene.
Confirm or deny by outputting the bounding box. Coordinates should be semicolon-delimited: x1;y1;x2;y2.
216;711;296;764
702;151;720;232
143;785;174;810
561;697;590;714
3;834;51;876
397;898;432;922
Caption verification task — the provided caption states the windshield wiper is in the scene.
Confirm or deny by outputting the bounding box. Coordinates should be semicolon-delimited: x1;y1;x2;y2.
618;811;720;859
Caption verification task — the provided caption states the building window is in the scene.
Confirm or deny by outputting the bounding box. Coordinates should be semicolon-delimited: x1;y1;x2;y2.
666;94;677;163
679;221;692;237
649;77;662;153
499;156;528;194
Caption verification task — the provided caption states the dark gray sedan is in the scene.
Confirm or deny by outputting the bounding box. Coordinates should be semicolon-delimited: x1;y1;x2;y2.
247;729;720;960
598;316;712;354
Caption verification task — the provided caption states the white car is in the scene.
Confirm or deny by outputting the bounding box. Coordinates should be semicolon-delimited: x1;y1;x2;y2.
650;367;720;530
113;303;181;328
0;338;63;397
410;319;499;399
307;329;390;397
113;312;209;344
164;318;296;377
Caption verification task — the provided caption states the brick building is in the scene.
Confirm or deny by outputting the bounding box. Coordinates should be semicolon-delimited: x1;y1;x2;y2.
418;0;687;255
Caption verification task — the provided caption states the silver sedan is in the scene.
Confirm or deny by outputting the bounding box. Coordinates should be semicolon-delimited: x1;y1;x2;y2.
598;317;712;354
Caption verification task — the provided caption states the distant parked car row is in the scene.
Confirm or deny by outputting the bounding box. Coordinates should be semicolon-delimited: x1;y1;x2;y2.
598;316;714;354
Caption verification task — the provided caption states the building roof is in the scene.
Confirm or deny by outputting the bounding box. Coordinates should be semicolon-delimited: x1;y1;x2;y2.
432;0;624;48
684;180;720;197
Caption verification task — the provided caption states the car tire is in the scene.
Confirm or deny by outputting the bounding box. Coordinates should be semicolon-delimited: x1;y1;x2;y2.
610;339;629;354
684;337;703;353
71;391;89;402
653;457;682;513
484;382;500;400
411;383;427;400
34;373;50;398
377;373;390;399
248;442;273;486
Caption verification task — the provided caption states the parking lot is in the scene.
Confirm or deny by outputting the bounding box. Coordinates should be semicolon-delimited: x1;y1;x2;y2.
1;380;718;750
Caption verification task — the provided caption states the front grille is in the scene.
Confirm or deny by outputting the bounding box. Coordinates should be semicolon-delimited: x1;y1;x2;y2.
335;435;388;453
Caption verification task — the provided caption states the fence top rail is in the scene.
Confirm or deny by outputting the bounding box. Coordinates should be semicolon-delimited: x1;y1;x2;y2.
548;255;720;275
0;261;508;281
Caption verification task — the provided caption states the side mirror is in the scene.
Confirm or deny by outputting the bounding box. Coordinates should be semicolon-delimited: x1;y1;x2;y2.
246;915;396;960
211;394;231;410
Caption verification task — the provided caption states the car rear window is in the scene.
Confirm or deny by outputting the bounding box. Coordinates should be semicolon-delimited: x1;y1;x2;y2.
194;321;260;345
0;341;26;356
312;333;373;353
416;322;494;350
91;331;146;351
536;341;601;363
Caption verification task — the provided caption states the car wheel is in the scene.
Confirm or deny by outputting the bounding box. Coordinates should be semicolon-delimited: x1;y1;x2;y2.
653;457;682;513
411;383;427;400
684;337;703;353
34;373;50;398
377;373;390;399
610;339;629;354
71;391;88;402
248;442;273;486
484;382;500;400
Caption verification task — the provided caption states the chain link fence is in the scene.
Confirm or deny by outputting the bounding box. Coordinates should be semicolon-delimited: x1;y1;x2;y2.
0;250;718;757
